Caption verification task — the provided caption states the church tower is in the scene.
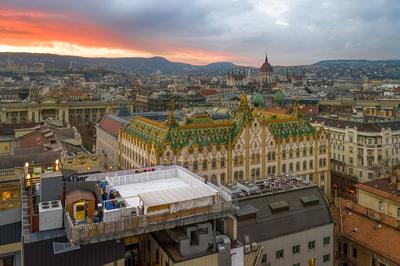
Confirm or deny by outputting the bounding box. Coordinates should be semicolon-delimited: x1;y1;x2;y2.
259;51;273;88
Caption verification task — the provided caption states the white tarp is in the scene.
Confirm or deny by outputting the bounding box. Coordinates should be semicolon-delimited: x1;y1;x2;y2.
139;185;217;208
170;196;212;213
114;177;189;208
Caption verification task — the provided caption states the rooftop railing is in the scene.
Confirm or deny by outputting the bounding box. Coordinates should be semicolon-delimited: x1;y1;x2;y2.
65;200;233;245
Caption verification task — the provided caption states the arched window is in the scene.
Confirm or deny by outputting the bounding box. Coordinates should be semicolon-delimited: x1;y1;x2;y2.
193;161;198;171
202;160;208;170
303;161;307;171
234;156;239;166
220;158;225;168
282;163;287;173
296;162;300;171
309;160;313;169
211;159;217;169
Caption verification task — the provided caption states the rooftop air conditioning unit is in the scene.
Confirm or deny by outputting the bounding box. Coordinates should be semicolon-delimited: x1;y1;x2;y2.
39;200;63;231
244;244;251;254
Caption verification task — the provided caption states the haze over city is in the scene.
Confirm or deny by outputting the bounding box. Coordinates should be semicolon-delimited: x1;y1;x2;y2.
0;0;399;65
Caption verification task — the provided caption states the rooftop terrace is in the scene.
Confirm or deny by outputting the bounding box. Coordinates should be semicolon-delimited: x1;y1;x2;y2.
65;166;233;245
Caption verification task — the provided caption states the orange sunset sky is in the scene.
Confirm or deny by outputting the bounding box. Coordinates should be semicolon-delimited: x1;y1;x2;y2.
0;0;399;66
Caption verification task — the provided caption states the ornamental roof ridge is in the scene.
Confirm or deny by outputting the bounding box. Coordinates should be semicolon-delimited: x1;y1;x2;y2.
134;116;165;128
180;119;234;130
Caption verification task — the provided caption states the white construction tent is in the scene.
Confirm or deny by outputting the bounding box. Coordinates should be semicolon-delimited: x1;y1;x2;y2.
138;185;217;214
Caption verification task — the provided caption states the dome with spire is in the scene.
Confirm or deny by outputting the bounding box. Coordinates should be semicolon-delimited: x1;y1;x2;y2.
260;51;273;73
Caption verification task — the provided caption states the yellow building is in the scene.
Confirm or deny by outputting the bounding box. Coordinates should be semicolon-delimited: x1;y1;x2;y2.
0;137;12;156
0;97;134;125
356;176;400;219
119;95;331;195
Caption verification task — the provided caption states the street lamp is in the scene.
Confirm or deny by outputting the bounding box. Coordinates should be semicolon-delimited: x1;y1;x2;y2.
24;162;29;175
55;159;60;171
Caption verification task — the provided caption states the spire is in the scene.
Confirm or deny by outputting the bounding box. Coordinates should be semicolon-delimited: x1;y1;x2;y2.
237;94;253;124
265;51;268;63
166;100;179;129
295;96;300;119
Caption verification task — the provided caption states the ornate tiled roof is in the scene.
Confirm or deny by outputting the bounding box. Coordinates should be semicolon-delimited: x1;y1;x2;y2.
125;117;168;148
267;120;316;139
123;95;318;150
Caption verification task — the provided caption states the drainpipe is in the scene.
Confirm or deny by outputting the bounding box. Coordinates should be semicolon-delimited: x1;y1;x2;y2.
213;218;217;252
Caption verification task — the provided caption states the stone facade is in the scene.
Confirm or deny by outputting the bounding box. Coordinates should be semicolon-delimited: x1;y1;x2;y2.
0;97;134;126
312;117;400;183
119;95;331;195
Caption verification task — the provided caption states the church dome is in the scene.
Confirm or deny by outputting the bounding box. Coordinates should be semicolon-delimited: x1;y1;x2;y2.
260;51;273;73
260;61;273;72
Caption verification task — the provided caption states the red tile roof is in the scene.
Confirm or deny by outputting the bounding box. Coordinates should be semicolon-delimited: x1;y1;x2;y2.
332;199;400;264
98;116;123;137
17;125;50;148
300;105;319;116
201;89;218;97
66;87;85;97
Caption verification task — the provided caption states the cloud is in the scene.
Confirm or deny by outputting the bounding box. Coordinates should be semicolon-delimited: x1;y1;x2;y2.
0;0;399;65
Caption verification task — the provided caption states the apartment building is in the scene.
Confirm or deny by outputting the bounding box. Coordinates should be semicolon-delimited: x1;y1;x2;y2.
228;178;333;266
356;176;400;220
312;117;400;188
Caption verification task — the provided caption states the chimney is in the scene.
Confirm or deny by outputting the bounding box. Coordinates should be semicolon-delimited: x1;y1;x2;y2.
391;175;397;185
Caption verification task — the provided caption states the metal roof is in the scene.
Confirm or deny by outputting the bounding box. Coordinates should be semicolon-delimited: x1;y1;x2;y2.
236;186;332;243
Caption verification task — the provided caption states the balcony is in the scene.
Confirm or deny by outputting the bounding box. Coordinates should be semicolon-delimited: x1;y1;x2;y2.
65;200;232;245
